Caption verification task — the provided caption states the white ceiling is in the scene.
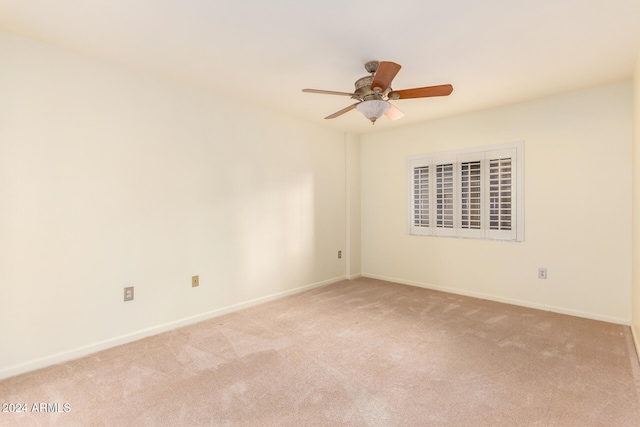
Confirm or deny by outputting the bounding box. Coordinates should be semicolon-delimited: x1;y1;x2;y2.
1;0;640;134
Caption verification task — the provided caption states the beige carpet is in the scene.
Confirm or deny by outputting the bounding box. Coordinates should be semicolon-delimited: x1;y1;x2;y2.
2;277;640;426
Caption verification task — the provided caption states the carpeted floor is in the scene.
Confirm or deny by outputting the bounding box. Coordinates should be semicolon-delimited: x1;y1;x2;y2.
2;277;640;426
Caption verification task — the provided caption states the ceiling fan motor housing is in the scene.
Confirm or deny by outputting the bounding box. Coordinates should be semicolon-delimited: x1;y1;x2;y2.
354;75;387;101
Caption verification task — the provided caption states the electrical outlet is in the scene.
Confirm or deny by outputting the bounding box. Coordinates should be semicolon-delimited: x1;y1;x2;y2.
338;250;342;259
538;268;548;280
124;286;134;301
192;275;199;287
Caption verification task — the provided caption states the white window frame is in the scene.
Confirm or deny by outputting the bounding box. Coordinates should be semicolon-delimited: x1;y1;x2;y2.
407;141;524;241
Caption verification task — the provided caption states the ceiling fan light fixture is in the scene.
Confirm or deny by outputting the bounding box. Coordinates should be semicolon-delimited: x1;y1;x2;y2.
356;99;391;124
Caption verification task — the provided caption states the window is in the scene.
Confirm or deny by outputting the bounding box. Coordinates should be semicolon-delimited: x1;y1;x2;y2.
408;141;524;241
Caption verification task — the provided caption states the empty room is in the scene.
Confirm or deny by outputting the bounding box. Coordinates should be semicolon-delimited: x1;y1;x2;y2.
2;1;640;425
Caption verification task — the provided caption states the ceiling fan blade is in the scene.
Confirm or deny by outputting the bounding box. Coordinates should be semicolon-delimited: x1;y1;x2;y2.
303;88;357;97
384;103;405;121
389;84;453;99
370;61;401;92
325;103;359;119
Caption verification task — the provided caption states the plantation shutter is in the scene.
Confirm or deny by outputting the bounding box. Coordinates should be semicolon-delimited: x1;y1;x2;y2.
486;147;517;240
407;142;522;241
409;159;431;235
435;162;455;236
460;160;482;229
489;158;511;230
413;165;430;228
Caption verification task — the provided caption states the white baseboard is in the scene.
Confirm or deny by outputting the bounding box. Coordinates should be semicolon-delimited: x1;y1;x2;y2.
0;276;345;381
362;273;630;326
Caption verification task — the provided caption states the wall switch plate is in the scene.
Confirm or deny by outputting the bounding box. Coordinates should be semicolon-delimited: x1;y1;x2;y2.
538;268;548;280
338;250;342;259
124;286;134;301
192;275;199;287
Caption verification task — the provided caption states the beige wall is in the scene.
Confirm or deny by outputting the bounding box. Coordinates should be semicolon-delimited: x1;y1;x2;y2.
0;32;347;377
361;81;633;323
633;54;640;348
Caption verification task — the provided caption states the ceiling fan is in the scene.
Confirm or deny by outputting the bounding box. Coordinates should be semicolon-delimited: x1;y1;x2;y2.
303;60;453;124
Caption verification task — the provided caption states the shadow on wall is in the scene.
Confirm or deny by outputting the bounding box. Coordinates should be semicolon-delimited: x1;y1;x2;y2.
232;169;317;299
